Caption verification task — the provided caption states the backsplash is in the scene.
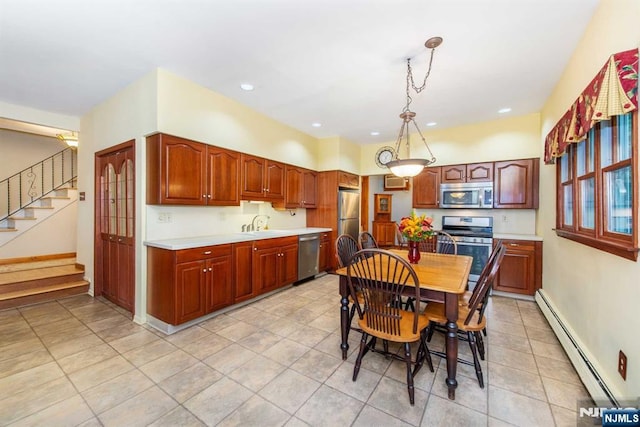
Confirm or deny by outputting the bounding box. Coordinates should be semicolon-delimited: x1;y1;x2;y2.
146;202;307;241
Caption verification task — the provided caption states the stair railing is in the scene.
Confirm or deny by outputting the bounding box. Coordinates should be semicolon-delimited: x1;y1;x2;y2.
1;147;77;222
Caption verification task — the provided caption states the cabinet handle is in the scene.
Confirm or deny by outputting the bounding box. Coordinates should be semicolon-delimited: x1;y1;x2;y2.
203;269;207;272
509;243;518;246
208;267;212;271
204;251;212;255
203;194;206;198
254;247;257;251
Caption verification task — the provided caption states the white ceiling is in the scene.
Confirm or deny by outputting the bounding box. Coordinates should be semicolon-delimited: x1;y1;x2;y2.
0;0;599;144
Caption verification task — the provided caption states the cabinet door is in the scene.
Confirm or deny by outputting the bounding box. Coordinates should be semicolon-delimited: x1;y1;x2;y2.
412;167;441;208
494;240;541;295
208;147;240;206
233;242;254;302
284;166;303;208
467;162;493;182
241;154;266;199
338;171;359;188
372;221;395;247
253;246;280;293
494;159;539;208
279;243;299;286
265;160;285;199
318;235;331;272
176;260;208;324
302;170;317;208
441;165;466;183
206;255;233;312
161;136;207;205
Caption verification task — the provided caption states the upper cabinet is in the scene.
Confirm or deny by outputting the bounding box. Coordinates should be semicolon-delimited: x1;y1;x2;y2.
147;133;240;206
494;158;539;209
277;166;317;209
441;162;493;183
338;171;359;189
240;154;285;201
412;167;441;208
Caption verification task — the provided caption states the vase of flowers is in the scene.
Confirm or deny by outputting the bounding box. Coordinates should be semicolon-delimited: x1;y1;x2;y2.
398;211;434;264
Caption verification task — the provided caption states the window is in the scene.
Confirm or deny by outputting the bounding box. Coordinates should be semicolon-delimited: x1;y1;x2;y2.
556;111;638;260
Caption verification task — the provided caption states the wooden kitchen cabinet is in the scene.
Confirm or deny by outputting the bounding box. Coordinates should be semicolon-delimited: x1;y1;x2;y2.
494;239;542;296
338;171;360;189
412;167;441;208
240;154;285;201
494;158;539;208
372;221;397;247
252;236;298;294
147;244;233;325
441;162;493;183
278;166;317;209
146;133;240;206
318;232;332;272
233;242;254;303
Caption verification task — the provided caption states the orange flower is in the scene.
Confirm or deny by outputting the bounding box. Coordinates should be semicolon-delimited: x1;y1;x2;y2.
398;211;434;242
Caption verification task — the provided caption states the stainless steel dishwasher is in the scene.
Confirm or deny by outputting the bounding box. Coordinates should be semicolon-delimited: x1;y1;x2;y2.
298;233;320;281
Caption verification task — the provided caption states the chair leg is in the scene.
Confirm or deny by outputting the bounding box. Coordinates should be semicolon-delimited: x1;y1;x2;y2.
404;297;415;312
426;321;436;342
475;331;485;361
467;331;484;388
413;330;434;376
353;333;368;381
404;342;415;405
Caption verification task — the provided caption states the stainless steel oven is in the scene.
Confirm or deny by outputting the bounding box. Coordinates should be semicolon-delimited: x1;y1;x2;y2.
441;216;493;290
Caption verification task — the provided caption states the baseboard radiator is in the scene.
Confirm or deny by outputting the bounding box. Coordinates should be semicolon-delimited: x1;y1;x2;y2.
535;290;618;406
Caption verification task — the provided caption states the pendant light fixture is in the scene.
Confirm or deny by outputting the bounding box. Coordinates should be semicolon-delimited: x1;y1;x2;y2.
385;37;442;178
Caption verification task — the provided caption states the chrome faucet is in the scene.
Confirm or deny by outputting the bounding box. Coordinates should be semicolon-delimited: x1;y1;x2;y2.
251;215;270;231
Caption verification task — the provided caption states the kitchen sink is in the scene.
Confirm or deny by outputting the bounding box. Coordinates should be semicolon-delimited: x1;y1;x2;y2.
237;230;292;237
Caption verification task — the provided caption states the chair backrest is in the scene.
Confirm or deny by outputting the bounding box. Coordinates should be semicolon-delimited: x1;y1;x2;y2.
435;230;457;255
395;223;407;248
335;234;360;268
466;239;502;304
464;242;507;326
347;249;422;336
418;231;457;255
358;231;379;250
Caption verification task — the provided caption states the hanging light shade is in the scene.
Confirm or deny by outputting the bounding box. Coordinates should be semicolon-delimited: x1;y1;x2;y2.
56;131;78;148
385;37;442;178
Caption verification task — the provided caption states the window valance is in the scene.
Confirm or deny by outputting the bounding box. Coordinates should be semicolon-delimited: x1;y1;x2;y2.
544;48;638;164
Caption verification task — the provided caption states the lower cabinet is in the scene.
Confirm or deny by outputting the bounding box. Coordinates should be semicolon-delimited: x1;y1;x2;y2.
147;244;232;325
252;236;298;294
372;221;397;247
494;239;542;296
318;232;332;272
233;242;254;303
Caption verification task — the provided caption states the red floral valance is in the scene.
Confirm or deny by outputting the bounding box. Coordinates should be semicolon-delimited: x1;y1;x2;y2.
544;48;638;164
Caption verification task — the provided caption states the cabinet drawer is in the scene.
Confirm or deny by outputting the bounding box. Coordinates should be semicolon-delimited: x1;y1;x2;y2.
176;244;232;263
253;236;299;250
501;240;536;251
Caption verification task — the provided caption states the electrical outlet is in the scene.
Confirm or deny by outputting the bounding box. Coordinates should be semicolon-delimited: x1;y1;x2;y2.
158;212;173;223
618;350;627;380
501;215;508;222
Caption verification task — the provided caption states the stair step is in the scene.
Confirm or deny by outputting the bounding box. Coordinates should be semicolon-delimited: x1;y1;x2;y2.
42;196;70;200
0;265;85;293
7;216;37;221
0;257;76;273
0;280;89;310
0;228;18;232
26;206;55;210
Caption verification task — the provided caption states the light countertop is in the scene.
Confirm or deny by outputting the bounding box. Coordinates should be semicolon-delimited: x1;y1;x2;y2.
493;233;543;241
144;227;332;250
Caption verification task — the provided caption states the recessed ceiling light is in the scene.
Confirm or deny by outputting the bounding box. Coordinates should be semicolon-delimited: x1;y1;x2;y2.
311;123;322;127
370;131;380;136
498;108;512;114
426;122;437;127
240;83;254;91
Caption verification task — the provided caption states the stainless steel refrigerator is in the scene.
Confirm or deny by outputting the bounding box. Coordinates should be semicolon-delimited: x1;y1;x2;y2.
338;189;360;240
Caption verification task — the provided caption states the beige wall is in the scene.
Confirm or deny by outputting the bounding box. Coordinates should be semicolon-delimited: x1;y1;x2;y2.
539;0;640;399
360;113;541;177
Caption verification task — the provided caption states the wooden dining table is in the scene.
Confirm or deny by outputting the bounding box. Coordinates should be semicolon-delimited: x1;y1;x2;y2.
335;249;472;400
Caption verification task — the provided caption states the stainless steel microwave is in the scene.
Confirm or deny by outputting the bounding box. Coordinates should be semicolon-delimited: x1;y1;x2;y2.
440;182;493;209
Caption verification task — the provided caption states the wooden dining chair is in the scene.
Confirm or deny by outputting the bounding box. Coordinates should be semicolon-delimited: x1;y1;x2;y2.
335;234;364;334
418;230;457;255
423;242;506;388
395;224;408;249
358;231;379;250
347;249;433;405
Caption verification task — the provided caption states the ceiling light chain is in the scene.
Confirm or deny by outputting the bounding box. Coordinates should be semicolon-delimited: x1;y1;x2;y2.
385;36;442;178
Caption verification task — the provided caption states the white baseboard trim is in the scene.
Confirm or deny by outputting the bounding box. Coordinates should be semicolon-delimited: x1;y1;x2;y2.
535;290;618;406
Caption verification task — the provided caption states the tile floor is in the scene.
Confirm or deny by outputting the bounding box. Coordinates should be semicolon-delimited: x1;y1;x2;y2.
0;274;590;426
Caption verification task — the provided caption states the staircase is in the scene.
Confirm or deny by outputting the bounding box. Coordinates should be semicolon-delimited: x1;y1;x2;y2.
0;254;89;310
